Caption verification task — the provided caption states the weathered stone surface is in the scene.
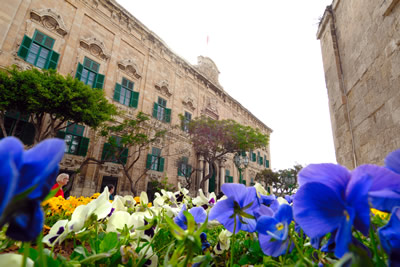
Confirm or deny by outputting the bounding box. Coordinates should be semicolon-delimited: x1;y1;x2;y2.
318;0;400;168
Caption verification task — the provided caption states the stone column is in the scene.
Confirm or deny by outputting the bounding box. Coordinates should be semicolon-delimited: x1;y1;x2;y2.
197;155;204;193
204;161;209;193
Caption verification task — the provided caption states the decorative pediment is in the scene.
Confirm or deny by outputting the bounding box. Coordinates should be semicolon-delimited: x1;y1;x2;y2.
182;96;196;111
30;9;68;37
155;80;172;97
80;37;110;61
195;56;221;86
117;59;142;79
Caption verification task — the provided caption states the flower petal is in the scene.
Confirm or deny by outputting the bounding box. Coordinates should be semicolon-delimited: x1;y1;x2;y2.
258;233;290;257
298;163;350;197
293;182;345;238
221;183;247;205
189;207;207;224
345;173;371;235
334;207;355;258
256;216;279;237
275;204;293;225
378;207;400;254
17;139;65;199
385;149;400;174
209;197;241;233
6;200;44;241
369;190;400;212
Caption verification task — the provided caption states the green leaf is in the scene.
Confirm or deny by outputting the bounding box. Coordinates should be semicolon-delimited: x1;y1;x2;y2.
165;216;185;240
79;252;112;264
99;232;119;253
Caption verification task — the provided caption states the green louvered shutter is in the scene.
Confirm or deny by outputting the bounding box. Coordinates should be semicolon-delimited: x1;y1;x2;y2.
77;137;90;157
187;166;192;177
46;50;60;70
94;73;105;89
18;35;33;60
159;157;165;172
266;160;270;168
229;176;233;183
130;91;139;108
75;63;83;80
113;83;121;101
152;103;158;118
252;152;256;162
121;148;128;165
164;108;171;123
146;154;152;169
56;131;66;140
102;143;111;161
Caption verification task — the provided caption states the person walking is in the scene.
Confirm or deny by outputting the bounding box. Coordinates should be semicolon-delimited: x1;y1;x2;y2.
51;173;69;198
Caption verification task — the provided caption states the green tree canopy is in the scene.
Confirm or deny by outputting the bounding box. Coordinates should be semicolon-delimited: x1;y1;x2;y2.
0;66;117;144
187;116;269;191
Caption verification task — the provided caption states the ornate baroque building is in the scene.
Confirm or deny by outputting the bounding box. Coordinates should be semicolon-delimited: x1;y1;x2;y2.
0;0;272;197
317;0;400;169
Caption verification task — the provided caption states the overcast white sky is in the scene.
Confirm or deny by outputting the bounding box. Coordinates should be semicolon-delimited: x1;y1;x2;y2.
117;0;336;170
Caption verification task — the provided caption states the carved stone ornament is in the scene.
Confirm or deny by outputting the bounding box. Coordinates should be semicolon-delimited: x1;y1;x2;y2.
80;37;110;61
155;80;172;97
117;59;142;79
30;9;68;36
195;56;221;86
182;96;196;111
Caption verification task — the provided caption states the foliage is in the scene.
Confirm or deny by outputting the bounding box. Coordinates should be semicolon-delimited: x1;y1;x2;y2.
0;66;117;144
187;116;269;190
256;164;302;196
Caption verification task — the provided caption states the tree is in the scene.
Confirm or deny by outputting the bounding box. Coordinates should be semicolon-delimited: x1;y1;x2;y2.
0;67;117;144
256;164;303;196
71;112;167;195
187;116;269;191
176;156;198;190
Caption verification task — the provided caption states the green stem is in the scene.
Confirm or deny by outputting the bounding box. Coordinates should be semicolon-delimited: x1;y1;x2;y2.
370;224;384;266
37;232;47;267
281;238;292;266
230;217;237;267
290;230;312;266
21;242;30;267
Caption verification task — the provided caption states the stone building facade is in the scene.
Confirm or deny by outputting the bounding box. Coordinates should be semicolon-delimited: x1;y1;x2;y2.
317;0;400;169
0;0;272;197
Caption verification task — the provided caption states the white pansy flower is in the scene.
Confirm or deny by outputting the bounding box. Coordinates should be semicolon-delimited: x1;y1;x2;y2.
192;189;216;207
112;196;127;212
43;219;69;247
254;182;269;197
276;197;289;205
0;254;34;267
107;211;134;233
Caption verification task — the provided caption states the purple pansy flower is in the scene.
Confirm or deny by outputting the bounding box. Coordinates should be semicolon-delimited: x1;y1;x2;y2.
293;163;372;258
174;204;206;230
0;137;65;241
378;206;400;266
209;184;260;234
256;204;293;257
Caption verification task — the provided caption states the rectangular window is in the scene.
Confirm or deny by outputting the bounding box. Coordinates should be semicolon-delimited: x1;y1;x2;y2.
252;152;256;162
101;136;128;164
178;157;192;177
0;111;35;146
17;30;59;70
57;122;89;157
75;57;105;89
146;147;164;172
225;170;233;183
113;77;139;108
153;97;171;123
182;111;192;132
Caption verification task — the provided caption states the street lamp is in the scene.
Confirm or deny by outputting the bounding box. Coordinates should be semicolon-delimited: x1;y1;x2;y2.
233;152;249;184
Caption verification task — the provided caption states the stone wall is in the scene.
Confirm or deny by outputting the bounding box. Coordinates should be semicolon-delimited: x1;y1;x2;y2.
317;0;400;169
0;0;272;196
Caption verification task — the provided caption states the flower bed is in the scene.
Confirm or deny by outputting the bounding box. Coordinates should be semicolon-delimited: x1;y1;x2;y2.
1;137;400;266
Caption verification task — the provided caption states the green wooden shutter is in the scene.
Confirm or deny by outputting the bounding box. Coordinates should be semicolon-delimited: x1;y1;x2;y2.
229;176;233;183
187;166;192;177
120;148;128;165
113;83;121;101
146;154;152;169
165;108;171;123
152;103;158;118
18;35;33;60
75;63;83;80
266;160;270;168
77;137;90;157
45;50;60;70
159;157;165;172
102;143;111;160
130;91;139;108
94;73;105;89
56;131;66;139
